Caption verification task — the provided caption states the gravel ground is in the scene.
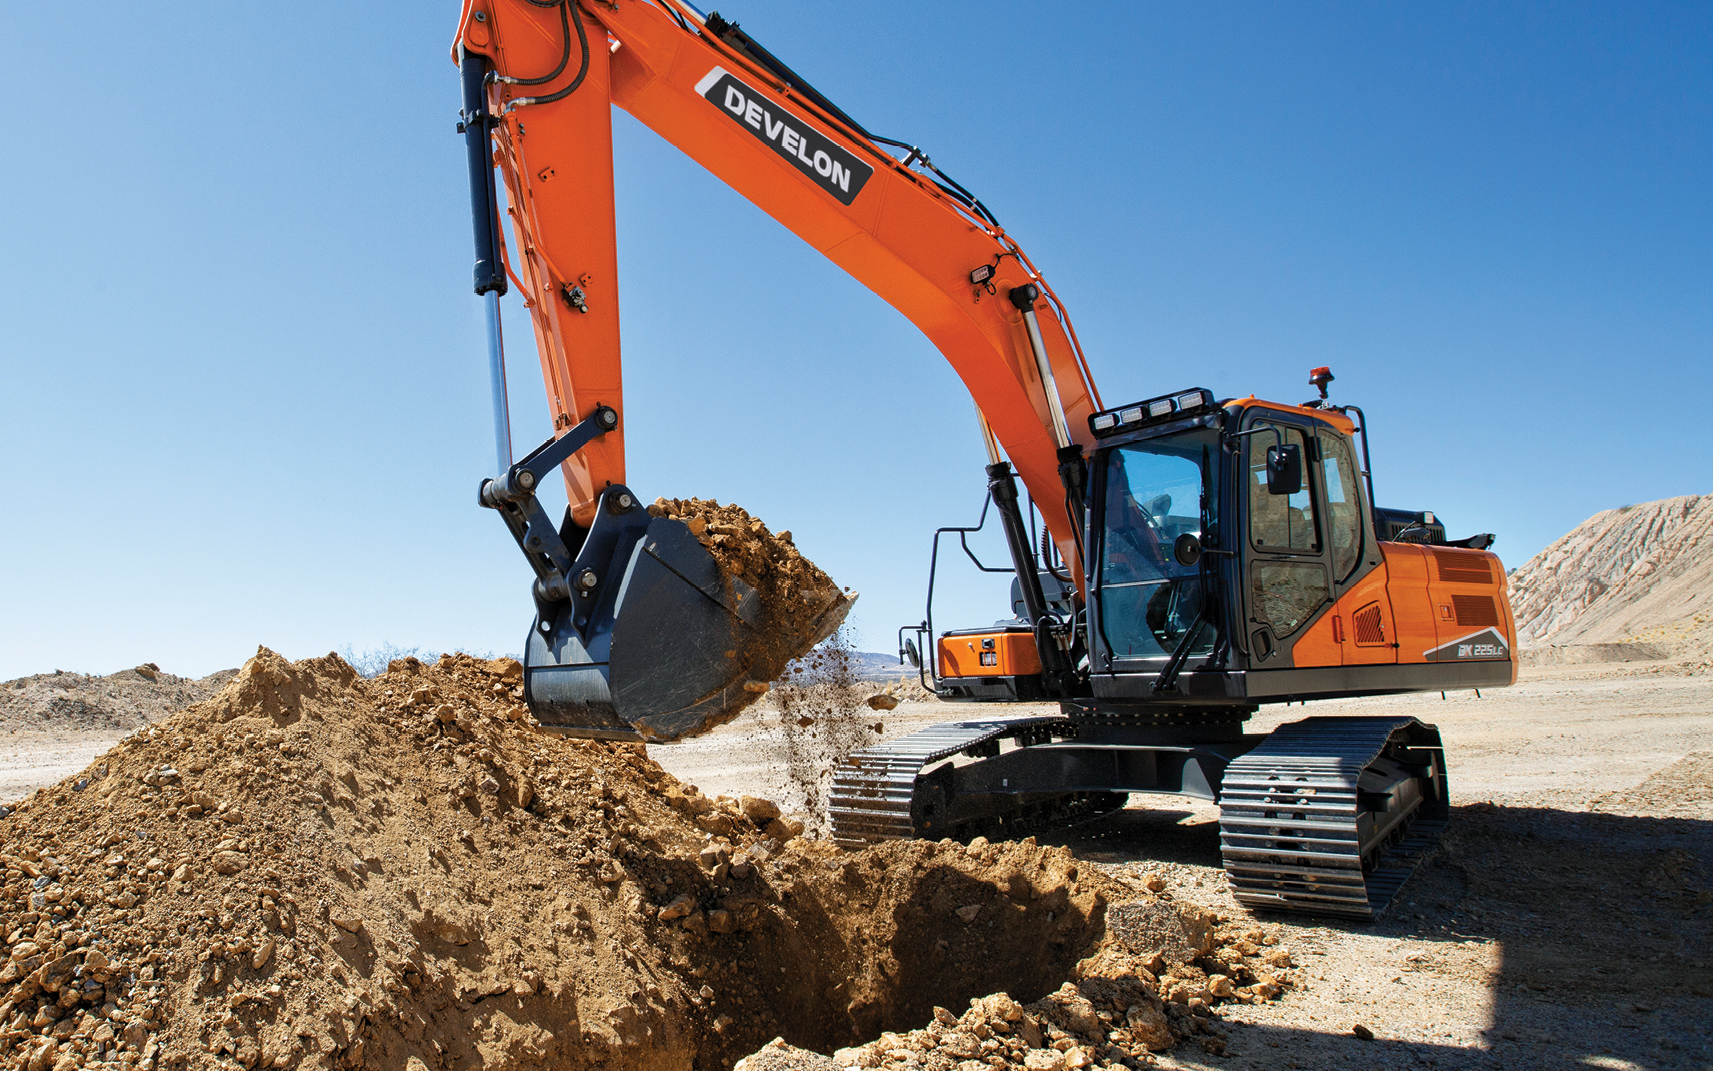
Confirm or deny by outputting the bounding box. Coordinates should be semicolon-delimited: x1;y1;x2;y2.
651;661;1713;1071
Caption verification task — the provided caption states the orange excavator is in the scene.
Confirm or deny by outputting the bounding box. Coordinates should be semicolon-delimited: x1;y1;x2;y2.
453;0;1518;917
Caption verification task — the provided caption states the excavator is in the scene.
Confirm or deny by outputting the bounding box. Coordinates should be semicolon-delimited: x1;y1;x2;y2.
452;0;1518;918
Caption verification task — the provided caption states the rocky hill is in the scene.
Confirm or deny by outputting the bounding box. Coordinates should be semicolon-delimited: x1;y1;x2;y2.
1;665;236;733
1508;494;1713;662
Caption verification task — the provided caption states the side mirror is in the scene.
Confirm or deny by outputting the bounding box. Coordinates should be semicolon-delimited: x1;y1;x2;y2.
1173;533;1203;567
902;638;922;669
1266;443;1303;496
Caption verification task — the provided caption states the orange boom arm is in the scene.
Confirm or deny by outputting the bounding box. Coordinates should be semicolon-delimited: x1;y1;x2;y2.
453;0;1100;587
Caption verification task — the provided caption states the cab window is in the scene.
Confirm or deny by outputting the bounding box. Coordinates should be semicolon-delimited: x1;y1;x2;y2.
1319;432;1362;580
1096;431;1218;660
1248;426;1319;553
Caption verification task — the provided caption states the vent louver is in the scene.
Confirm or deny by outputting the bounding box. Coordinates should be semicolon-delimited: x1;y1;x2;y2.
1453;594;1499;627
1433;549;1493;585
1352;603;1387;646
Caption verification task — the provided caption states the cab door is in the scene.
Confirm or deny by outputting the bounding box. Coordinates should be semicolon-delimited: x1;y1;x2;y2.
1316;429;1397;666
1240;414;1335;667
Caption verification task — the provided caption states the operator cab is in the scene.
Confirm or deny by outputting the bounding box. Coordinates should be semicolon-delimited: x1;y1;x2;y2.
908;370;1510;710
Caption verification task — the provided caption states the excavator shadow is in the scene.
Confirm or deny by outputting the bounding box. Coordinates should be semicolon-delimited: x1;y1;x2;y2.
1041;800;1713;1069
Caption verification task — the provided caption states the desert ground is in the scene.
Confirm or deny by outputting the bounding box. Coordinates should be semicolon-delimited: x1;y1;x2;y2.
645;658;1713;1071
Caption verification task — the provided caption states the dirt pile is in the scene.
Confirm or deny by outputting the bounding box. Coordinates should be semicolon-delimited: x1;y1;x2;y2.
0;668;234;734
0;649;1283;1071
1509;494;1713;662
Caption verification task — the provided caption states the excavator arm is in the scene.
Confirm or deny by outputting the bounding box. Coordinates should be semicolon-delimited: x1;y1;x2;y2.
454;0;1101;738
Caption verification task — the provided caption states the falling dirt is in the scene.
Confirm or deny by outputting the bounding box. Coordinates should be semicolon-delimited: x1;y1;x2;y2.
0;650;1288;1071
762;633;880;838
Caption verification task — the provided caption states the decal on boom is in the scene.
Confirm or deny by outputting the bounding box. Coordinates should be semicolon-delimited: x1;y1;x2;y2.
696;67;874;206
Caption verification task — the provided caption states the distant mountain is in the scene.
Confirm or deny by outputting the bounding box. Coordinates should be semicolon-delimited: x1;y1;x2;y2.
849;649;914;682
1509;494;1713;660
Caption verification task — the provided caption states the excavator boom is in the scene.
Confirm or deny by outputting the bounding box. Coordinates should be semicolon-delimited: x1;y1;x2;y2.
454;0;1101;739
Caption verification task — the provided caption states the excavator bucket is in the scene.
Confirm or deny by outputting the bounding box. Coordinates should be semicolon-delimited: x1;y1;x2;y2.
518;497;852;743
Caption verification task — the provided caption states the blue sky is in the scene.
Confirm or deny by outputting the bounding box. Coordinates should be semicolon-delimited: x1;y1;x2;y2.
1;1;1707;678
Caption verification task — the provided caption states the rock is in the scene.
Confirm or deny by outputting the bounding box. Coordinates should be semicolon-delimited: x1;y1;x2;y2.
659;895;695;921
1063;1049;1094;1070
252;938;275;970
1265;949;1292;968
1126;1003;1174;1052
865;694;899;711
955;905;982;924
764;817;804;843
83;948;108;973
38;953;77;992
708;909;736;934
171;863;192;882
739;796;781;823
939;1032;981;1059
1023;1050;1065;1071
1039;983;1102;1036
1104;899;1215;966
1199;1036;1227;1055
1352;1023;1374;1040
698;845;731;871
969;994;1024;1022
26;1039;57;1071
331;915;364;934
211;851;248;875
1139;872;1167;893
478;775;500;796
1206;974;1235;998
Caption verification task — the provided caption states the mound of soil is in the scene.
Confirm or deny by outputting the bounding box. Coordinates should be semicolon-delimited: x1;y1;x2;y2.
0;650;1284;1071
0;668;235;734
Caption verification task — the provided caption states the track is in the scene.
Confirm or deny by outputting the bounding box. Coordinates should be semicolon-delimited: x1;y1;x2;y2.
1218;715;1449;919
829;717;1089;844
830;712;1450;921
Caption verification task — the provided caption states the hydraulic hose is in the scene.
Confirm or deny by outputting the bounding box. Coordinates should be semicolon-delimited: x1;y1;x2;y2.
504;0;591;111
492;0;572;87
